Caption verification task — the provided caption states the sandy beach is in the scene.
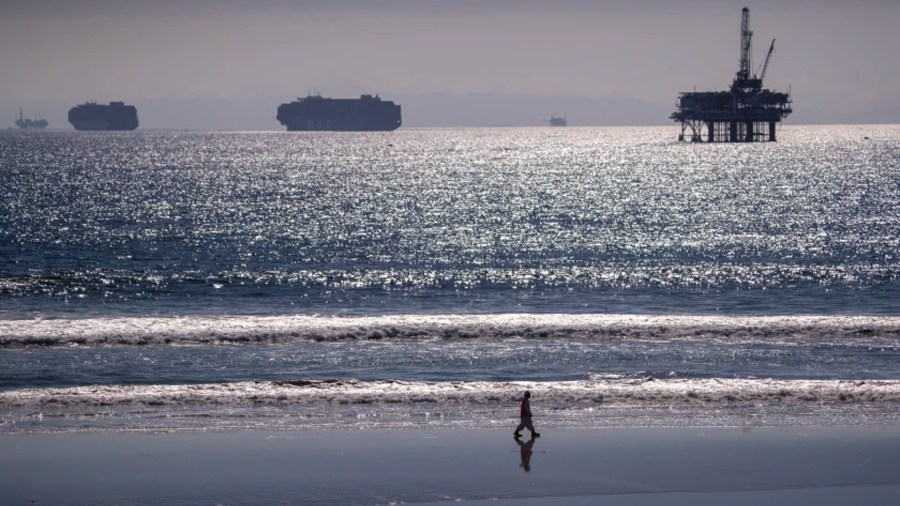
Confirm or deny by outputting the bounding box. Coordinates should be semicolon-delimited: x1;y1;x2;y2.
2;426;898;505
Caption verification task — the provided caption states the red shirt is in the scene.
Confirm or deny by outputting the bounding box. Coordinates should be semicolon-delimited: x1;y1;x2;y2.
520;398;531;417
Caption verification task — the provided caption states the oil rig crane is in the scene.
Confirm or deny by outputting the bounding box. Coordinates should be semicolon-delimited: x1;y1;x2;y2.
671;8;792;142
757;39;777;84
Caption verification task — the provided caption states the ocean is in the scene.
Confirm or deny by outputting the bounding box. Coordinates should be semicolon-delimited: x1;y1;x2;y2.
1;125;898;432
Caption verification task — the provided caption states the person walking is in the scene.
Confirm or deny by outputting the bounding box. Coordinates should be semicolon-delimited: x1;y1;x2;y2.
513;390;540;439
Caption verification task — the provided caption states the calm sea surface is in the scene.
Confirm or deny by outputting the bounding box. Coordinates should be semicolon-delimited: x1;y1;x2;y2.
1;126;898;432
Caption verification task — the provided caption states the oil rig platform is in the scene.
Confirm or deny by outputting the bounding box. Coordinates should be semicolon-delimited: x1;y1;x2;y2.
671;8;792;142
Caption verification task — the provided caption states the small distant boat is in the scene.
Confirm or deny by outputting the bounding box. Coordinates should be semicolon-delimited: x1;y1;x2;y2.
548;115;567;127
14;108;48;130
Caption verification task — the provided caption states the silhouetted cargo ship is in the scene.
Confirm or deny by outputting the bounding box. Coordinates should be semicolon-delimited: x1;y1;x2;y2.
14;108;48;130
68;101;139;131
277;94;401;131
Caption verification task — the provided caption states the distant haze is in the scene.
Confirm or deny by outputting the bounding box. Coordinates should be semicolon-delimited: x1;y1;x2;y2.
2;0;898;129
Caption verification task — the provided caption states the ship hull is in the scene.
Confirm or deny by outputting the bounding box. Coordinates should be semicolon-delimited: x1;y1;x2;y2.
70;121;137;131
281;121;401;132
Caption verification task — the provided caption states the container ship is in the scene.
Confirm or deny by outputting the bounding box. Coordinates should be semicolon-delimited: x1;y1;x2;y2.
276;94;401;131
68;101;139;131
548;115;567;127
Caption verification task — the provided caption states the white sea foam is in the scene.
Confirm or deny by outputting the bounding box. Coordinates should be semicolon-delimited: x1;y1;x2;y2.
5;376;899;432
1;314;899;347
4;377;899;409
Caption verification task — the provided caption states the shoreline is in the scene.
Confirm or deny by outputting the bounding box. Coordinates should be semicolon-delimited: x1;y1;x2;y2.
3;425;898;505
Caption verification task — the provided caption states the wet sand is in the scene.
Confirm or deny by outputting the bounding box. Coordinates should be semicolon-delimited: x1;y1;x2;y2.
2;426;898;505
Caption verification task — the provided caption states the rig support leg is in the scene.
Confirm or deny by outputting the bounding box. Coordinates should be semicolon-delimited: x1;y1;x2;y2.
745;122;754;142
769;121;776;141
729;122;737;142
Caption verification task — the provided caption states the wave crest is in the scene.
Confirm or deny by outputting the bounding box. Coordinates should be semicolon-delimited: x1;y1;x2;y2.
5;378;900;409
2;314;900;348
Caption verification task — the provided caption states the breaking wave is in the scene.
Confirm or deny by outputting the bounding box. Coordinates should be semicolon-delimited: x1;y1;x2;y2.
5;377;900;409
2;313;900;348
4;377;899;433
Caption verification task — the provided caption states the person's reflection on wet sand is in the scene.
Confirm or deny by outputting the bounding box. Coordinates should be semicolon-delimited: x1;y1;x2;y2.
515;435;537;472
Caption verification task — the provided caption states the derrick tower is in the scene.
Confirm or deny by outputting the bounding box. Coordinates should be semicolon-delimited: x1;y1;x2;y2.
671;8;792;142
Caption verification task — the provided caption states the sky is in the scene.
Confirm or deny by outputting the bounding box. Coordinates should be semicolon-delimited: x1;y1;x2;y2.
2;0;899;128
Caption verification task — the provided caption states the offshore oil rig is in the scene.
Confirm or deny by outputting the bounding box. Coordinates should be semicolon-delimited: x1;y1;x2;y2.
671;8;792;142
